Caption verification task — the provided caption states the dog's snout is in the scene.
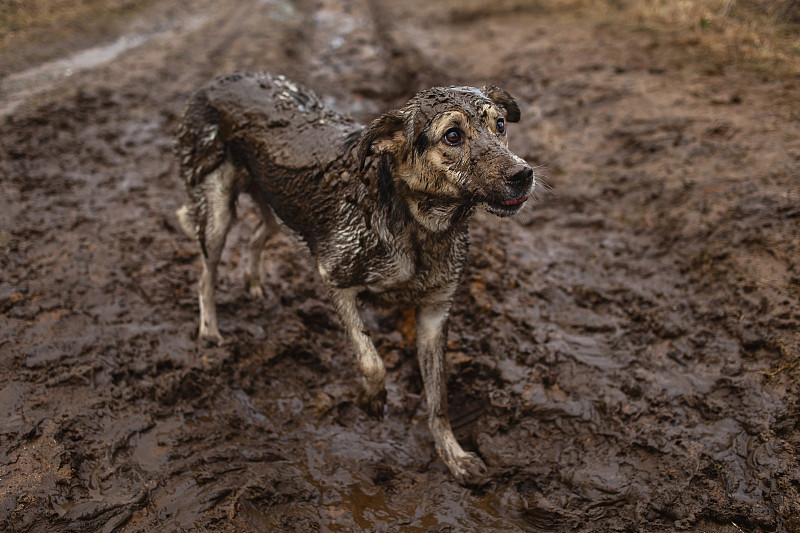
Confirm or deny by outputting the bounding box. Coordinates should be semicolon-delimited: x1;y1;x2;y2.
506;164;533;187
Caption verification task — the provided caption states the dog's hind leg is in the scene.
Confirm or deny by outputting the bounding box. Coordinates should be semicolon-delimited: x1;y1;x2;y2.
320;277;387;418
197;162;236;344
175;204;196;239
417;295;488;484
245;203;279;298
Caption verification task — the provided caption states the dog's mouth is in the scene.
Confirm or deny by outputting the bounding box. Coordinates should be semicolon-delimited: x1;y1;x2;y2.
501;196;528;207
484;195;528;217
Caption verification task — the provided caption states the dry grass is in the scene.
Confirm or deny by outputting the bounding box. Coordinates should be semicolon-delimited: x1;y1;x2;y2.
627;0;799;75
542;0;800;76
452;0;799;76
0;0;155;73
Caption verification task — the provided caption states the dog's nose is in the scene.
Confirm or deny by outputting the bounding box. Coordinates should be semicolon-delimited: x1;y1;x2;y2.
506;164;533;188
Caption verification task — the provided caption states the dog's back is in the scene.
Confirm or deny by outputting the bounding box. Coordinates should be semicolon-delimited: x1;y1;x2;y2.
176;72;363;249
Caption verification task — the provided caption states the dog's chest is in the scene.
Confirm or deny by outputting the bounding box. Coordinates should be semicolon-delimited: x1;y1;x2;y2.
357;229;467;305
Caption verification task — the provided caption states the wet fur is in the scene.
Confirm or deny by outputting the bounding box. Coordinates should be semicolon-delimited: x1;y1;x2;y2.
175;72;534;484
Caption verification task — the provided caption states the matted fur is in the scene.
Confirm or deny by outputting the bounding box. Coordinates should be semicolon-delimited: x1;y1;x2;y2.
175;72;534;483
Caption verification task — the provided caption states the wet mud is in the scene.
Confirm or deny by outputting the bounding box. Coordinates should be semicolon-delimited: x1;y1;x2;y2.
1;0;799;531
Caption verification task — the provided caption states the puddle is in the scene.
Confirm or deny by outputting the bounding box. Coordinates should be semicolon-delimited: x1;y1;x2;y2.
0;12;211;117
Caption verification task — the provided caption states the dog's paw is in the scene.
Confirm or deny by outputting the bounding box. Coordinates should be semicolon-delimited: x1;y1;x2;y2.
247;284;265;299
356;386;387;419
198;326;225;346
244;274;265;298
448;452;488;485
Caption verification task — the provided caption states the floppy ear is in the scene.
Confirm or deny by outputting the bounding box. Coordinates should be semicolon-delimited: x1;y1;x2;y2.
358;110;408;171
482;85;521;123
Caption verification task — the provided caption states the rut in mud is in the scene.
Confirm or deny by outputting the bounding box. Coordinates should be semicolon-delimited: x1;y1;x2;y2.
1;1;799;532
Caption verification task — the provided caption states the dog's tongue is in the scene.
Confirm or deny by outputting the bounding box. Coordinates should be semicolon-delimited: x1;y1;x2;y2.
501;196;527;206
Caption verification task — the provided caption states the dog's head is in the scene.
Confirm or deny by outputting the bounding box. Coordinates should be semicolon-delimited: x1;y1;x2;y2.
359;85;534;229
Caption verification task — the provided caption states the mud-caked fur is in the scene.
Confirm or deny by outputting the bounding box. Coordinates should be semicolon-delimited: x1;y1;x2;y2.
175;72;534;484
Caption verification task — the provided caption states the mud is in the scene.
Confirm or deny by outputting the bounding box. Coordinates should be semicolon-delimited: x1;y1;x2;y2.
1;0;799;531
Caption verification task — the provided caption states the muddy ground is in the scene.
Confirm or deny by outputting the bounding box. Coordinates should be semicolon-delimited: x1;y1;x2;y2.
1;0;799;531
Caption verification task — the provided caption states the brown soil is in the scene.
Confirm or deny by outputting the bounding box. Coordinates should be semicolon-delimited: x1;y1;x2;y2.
1;1;799;531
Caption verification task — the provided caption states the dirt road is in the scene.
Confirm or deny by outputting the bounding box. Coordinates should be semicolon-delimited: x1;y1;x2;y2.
1;0;798;531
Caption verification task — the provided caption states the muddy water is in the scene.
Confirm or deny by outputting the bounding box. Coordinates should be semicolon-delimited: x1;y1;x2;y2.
0;6;215;118
1;0;799;532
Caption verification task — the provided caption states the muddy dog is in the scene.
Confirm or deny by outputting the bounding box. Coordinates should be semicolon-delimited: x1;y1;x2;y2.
175;72;534;483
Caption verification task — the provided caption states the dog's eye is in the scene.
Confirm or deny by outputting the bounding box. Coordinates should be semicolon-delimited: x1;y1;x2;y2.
443;128;463;146
497;118;506;135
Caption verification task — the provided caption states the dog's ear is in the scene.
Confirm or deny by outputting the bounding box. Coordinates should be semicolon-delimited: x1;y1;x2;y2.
482;86;521;123
358;111;408;171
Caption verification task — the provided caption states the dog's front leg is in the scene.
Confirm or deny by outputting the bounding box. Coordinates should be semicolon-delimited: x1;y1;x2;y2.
417;299;488;484
325;285;387;418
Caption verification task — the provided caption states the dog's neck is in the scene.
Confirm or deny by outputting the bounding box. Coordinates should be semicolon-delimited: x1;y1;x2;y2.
403;187;473;233
374;157;472;234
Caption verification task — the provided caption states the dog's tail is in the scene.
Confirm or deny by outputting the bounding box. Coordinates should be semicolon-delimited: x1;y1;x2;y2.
174;89;228;241
175;89;226;190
